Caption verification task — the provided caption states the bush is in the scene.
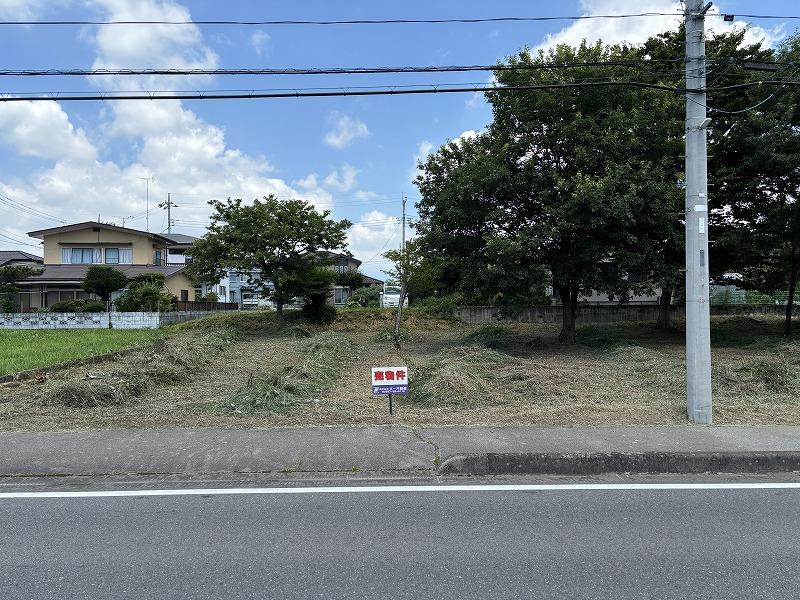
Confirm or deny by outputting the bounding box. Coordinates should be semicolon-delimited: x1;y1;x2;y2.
413;294;463;319
49;299;106;313
301;301;337;325
114;273;176;312
347;284;381;308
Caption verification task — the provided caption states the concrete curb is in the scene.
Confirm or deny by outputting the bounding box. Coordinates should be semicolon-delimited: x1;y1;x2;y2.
438;451;800;476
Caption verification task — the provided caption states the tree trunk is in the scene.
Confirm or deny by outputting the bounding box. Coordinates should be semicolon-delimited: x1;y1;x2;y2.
656;285;673;331
785;255;798;338
557;284;579;344
273;280;284;324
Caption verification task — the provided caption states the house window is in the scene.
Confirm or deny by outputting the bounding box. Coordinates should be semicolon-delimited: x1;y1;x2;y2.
218;286;226;299
334;265;348;273
153;249;163;265
180;289;189;301
105;248;120;264
70;248;95;264
334;287;349;305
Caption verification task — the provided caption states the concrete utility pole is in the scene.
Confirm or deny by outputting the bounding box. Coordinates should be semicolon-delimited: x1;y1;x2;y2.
167;193;173;234
685;0;713;424
158;194;177;234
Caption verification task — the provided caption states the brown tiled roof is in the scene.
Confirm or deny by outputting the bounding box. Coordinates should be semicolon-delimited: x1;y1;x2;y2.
19;264;187;283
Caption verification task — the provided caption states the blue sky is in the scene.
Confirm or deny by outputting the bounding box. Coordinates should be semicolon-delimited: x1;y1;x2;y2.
0;0;794;277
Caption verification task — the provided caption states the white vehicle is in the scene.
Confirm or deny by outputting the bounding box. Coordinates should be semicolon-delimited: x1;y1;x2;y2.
380;284;408;308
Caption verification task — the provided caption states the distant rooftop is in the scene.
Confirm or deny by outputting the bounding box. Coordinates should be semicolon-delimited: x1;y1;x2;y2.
162;233;198;245
0;250;43;266
27;221;175;246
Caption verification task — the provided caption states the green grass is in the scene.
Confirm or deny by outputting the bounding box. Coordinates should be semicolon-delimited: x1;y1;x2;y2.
0;329;162;376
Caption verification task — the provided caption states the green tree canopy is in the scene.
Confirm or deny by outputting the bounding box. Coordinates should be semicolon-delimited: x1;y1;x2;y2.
187;196;351;320
417;41;680;341
708;33;800;336
81;265;128;308
0;265;43;312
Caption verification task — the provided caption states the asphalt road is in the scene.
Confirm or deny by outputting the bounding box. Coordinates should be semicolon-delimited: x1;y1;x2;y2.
1;483;799;599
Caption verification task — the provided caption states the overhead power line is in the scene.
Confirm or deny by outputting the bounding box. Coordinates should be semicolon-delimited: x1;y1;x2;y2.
0;80;689;103
5;77;796;104
0;192;67;223
0;61;690;77
0;231;41;248
0;13;690;27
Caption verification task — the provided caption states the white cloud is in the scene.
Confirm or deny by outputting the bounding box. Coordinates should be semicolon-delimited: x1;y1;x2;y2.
534;1;785;53
295;173;319;190
347;210;402;268
409;140;434;183
0;0;337;247
323;164;359;192
458;130;478;143
323;111;370;149
355;190;381;201
465;92;485;110
250;29;270;55
88;0;218;91
0;101;97;162
0;0;46;20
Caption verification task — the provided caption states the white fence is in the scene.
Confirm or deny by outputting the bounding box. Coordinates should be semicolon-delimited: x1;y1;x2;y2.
0;311;217;330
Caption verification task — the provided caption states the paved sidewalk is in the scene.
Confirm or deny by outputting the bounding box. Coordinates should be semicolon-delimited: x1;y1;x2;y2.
2;426;800;477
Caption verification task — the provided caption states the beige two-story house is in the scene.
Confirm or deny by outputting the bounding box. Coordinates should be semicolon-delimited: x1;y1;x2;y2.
17;221;196;309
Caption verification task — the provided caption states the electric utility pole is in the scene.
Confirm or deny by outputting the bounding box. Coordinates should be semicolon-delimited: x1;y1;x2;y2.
158;193;176;234
685;0;713;424
139;175;155;232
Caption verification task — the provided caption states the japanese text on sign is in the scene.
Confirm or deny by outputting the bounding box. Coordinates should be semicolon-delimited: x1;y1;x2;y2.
371;367;409;395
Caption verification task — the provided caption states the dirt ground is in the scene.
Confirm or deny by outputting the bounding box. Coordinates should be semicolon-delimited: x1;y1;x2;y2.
0;311;797;431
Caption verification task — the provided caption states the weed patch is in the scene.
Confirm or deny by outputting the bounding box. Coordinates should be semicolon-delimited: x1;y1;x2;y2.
577;325;638;349
461;325;512;350
221;332;359;415
407;347;516;408
36;331;233;409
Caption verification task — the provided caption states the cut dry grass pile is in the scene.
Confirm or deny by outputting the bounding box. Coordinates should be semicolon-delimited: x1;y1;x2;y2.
715;356;800;395
220;332;359;415
37;331;234;409
407;347;517;408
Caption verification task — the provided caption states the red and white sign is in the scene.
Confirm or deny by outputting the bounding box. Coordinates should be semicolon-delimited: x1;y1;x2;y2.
371;367;409;395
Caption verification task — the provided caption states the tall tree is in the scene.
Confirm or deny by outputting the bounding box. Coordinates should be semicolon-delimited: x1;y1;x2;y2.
642;28;773;330
187;196;351;321
418;41;680;342
710;34;800;336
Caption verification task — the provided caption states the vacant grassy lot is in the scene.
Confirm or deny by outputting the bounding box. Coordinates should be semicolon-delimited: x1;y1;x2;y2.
0;309;797;431
0;329;162;376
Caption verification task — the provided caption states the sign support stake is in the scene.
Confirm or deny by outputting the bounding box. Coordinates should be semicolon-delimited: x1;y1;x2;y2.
389;394;394;416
